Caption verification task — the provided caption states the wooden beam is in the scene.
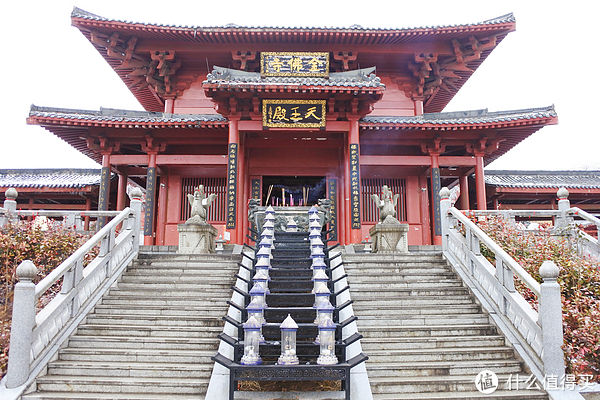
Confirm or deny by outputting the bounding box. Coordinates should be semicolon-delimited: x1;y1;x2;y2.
109;154;228;165
360;155;477;166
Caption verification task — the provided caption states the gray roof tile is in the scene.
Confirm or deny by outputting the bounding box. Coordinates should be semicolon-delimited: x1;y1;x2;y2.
71;7;514;32
361;106;557;126
204;66;384;89
485;170;600;189
29;105;226;123
0;169;107;188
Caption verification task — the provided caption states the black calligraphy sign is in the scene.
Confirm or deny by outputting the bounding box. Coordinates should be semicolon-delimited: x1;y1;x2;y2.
263;100;326;129
226;143;238;229
97;166;111;228
327;178;338;242
431;167;442;236
261;52;329;77
349;144;361;229
144;167;156;236
251;178;261;201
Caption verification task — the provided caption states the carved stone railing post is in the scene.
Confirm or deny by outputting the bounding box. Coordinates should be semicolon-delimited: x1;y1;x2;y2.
555;187;572;230
1;187;18;227
5;260;38;388
128;187;143;254
538;260;566;379
439;187;451;251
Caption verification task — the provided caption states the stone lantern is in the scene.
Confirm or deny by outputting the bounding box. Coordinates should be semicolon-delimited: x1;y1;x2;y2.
317;318;338;365
277;314;299;365
310;245;325;259
314;298;334;327
249;283;267;308
313;284;331;308
311;256;327;278
310;236;324;251
309;219;322;230
256;246;272;261
247;296;266;326
258;236;273;250
309;228;321;241
240;315;262;365
254;256;271;272
312;269;329;293
253;269;270;292
260;228;273;241
265;205;276;216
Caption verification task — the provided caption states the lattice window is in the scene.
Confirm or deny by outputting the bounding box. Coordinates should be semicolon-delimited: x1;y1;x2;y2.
361;178;407;223
180;177;226;222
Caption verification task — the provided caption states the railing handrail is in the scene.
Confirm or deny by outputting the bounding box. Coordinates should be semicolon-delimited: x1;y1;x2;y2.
448;207;541;296
568;207;600;228
468;209;561;218
34;207;132;298
2;210;122;218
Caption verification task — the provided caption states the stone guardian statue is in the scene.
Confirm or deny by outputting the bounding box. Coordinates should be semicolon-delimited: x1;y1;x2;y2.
371;185;400;224
369;185;408;253
185;185;217;225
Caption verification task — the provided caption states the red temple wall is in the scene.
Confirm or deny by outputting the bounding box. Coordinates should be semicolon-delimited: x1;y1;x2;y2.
173;81;219;114
369;74;415;117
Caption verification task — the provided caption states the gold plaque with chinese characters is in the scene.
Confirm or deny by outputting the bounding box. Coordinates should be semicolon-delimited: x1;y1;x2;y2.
263;100;326;128
261;52;329;77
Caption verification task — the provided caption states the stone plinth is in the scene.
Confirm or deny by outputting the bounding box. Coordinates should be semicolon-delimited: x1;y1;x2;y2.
369;217;409;253
177;223;218;254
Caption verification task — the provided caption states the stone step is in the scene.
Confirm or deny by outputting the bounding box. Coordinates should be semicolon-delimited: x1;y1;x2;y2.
365;359;523;377
361;335;506;350
358;324;498;337
93;304;227;317
85;314;224;327
349;288;471;298
349;297;475;307
346;269;460;284
369;374;537;394
349;281;464;289
107;288;232;297
126;268;239;276
75;323;224;338
343;255;443;263
23;392;203;399
365;346;516;363
67;335;219;351
47;360;213;379
100;296;228;307
120;275;237;283
35;375;208;394
115;282;233;290
356;314;490;326
372;391;547;399
352;304;481;315
345;263;450;270
58;348;214;364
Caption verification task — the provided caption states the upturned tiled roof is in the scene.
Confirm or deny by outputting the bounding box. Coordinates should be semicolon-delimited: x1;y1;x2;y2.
204;66;384;90
28;105;226;127
71;7;514;33
361;106;557;128
485;170;600;189
0;169;106;188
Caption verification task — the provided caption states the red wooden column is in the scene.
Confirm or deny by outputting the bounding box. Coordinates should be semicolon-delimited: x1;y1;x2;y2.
143;153;158;245
84;198;91;231
475;154;487;210
226;119;241;244
345;118;362;244
239;134;248;244
116;173;128;211
459;175;470;210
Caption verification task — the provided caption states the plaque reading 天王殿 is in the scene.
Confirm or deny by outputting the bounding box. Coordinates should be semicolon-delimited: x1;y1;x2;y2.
261;52;329;77
263;100;326;129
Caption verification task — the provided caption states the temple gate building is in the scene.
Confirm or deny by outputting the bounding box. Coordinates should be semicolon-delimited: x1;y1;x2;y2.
27;8;557;246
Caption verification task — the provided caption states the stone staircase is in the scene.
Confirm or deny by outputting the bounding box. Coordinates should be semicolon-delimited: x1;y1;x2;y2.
23;251;239;399
344;251;548;400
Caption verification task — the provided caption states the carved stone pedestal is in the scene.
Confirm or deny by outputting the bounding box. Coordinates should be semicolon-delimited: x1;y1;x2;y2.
177;223;218;254
369;216;409;253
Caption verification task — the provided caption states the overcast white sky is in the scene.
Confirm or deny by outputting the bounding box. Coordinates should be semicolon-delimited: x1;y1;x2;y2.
1;0;598;170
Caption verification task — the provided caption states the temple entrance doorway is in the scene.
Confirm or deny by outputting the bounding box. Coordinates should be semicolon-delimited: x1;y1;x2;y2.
261;176;326;207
